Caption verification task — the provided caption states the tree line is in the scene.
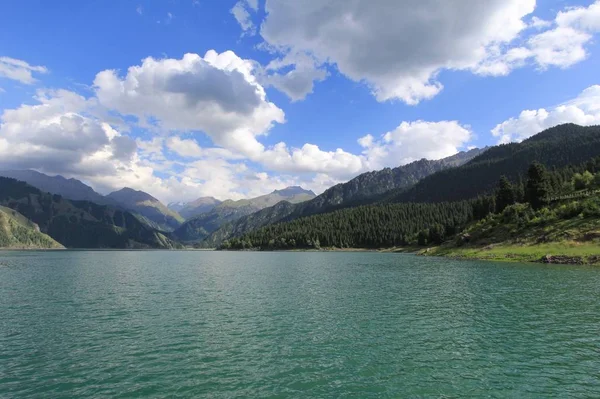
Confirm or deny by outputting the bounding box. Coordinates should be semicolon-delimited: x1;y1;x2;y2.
221;155;600;251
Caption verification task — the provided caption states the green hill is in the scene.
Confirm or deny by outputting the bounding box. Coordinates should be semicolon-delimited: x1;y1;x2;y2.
107;188;185;232
202;148;485;247
424;196;600;264
219;126;600;264
0;206;64;249
0;177;180;249
173;187;316;244
386;124;600;203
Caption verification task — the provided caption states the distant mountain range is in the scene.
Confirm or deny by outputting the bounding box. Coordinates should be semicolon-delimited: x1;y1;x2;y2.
106;188;185;232
0;170;185;232
0;170;113;205
201;147;486;247
215;124;600;251
172;186;316;243
168;197;222;219
0;206;63;249
4;124;596;251
0;177;180;249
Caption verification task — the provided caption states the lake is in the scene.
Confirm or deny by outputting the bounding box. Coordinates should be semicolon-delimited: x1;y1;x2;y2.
1;251;599;397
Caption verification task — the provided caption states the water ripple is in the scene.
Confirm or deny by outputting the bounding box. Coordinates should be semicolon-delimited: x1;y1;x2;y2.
1;251;600;397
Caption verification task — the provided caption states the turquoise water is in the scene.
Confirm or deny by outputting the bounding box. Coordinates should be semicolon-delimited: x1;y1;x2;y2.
1;251;600;398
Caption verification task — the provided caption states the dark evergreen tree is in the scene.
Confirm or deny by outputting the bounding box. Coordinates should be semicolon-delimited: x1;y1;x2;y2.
495;176;516;213
526;162;551;210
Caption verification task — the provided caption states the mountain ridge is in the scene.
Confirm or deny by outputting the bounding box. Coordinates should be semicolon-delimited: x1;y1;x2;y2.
200;147;486;247
172;186;316;243
0;177;180;249
106;187;185;232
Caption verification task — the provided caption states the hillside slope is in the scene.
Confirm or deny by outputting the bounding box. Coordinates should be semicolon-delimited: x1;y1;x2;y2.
173;187;316;243
202;148;485;247
0;206;64;249
0;170;113;205
424;197;600;264
169;197;222;219
386;124;600;204
107;188;184;232
0;177;180;249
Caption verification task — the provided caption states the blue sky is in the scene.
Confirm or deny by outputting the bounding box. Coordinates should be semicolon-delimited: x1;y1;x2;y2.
0;0;599;203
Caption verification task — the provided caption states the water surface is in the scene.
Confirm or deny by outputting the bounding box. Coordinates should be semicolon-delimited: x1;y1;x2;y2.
1;251;599;397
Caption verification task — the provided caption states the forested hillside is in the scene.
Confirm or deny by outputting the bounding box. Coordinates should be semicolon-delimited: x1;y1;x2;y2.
173;186;315;243
386;124;600;203
222;146;600;253
107;188;185;232
0;206;64;249
221;199;495;250
0;177;180;249
203;148;485;247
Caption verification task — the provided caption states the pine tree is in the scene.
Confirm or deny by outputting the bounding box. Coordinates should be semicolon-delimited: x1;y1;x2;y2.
495;176;516;213
526;162;551;210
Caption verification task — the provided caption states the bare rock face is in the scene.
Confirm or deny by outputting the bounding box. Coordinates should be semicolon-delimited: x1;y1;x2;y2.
541;255;585;265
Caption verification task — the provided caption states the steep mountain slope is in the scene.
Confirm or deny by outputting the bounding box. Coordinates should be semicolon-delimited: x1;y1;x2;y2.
218;125;600;253
386;124;600;204
0;177;179;249
0;170;112;205
202;148;485;247
169;197;222;219
107;188;184;232
0;206;64;249
172;187;316;243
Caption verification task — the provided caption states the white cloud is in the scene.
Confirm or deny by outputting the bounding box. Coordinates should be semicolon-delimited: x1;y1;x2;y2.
231;2;255;34
492;85;600;143
0;57;48;84
261;52;328;101
256;0;535;104
475;1;600;75
94;51;285;158
360;121;473;169
166;136;243;160
0;89;138;180
0;49;481;204
227;1;600;104
136;5;143;15
530;16;552;30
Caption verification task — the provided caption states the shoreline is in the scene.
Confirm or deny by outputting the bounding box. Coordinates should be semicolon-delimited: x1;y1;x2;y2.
420;242;600;265
2;245;598;266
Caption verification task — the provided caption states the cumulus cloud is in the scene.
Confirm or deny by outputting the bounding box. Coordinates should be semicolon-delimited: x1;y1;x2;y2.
474;1;600;75
492;85;600;143
0;90;138;180
0;57;48;84
94;51;285;158
261;52;328;101
0;48;481;203
255;0;535;104
359;121;473;169
227;1;600;104
231;1;255;34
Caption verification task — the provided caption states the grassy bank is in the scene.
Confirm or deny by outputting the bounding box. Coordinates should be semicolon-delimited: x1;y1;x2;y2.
422;242;600;264
421;197;600;265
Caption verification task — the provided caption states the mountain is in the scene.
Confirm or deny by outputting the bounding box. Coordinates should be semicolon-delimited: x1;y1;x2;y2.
172;187;316;243
0;177;180;249
169;197;222;220
0;170;113;205
107;188;185;232
201;147;486;247
385;124;600;204
219;124;600;253
0;206;64;249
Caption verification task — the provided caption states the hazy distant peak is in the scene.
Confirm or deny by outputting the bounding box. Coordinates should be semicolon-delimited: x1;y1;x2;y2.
108;187;159;203
272;186;315;197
